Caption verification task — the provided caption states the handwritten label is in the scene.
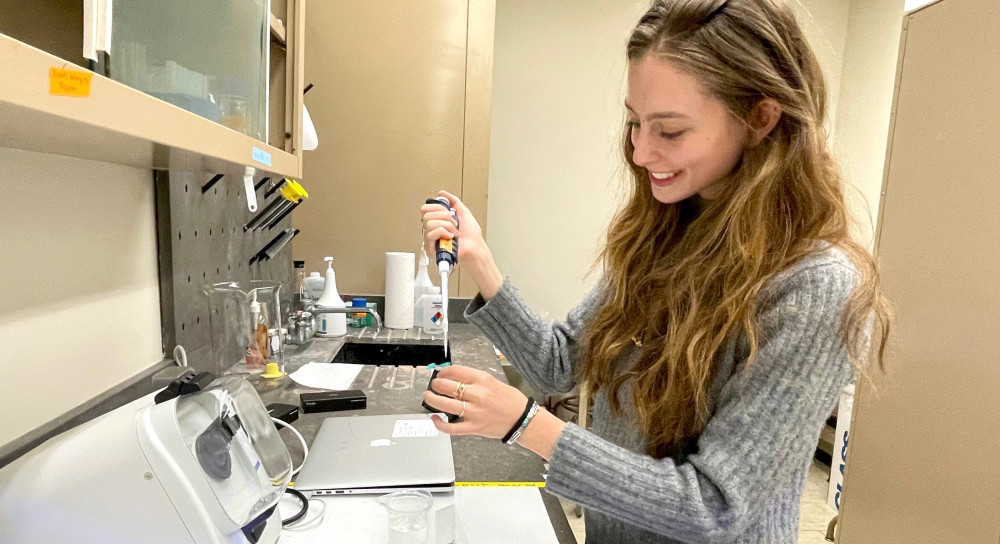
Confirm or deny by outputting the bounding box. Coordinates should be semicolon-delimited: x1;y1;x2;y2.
49;68;93;97
252;146;272;167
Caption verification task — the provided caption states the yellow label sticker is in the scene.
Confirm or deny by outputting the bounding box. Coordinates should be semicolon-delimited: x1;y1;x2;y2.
49;67;93;97
455;482;545;487
440;239;454;253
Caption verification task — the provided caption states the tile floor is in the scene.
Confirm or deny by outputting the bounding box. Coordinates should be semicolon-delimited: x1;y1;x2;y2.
558;458;838;543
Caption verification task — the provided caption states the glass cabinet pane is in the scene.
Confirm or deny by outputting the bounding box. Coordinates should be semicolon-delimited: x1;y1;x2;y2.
110;0;269;142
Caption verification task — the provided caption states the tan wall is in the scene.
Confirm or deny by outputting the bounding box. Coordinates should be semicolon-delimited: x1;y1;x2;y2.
0;147;163;448
486;0;854;319
294;0;494;298
788;0;851;132
833;0;906;248
486;0;649;319
838;0;1000;541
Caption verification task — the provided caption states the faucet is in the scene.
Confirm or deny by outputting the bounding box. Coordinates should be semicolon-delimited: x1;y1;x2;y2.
309;304;383;333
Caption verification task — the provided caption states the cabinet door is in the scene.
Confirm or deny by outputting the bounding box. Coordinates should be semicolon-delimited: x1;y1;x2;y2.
839;0;1000;542
111;0;271;142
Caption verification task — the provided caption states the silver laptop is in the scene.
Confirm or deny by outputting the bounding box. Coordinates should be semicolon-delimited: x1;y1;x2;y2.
293;413;455;495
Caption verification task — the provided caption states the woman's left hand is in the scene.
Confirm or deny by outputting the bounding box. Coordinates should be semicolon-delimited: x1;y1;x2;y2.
422;364;529;439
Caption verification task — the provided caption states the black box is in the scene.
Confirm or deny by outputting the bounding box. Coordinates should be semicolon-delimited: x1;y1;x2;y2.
266;403;300;428
300;390;367;413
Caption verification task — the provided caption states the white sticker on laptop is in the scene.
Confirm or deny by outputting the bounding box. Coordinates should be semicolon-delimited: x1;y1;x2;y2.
392;419;440;438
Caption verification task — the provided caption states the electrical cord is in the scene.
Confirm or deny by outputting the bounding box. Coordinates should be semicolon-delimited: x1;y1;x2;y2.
283;498;328;531
173;345;188;367
281;487;309;527
271;417;308;476
271;418;321;528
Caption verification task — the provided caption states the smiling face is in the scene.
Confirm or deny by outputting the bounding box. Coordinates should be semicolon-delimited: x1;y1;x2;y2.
626;54;749;203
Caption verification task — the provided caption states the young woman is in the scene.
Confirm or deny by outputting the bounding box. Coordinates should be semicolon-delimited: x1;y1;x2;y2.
421;0;890;541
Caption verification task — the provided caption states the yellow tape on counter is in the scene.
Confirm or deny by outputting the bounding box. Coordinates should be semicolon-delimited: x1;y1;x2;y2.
455;482;546;487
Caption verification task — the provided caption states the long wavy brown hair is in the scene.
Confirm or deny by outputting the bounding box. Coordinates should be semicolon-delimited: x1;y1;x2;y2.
582;0;891;459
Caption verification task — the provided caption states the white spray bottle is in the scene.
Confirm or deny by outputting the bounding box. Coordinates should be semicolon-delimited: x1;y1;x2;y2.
315;256;347;337
414;248;435;302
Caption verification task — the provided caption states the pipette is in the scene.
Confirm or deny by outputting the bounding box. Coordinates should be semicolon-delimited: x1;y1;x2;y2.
425;197;458;358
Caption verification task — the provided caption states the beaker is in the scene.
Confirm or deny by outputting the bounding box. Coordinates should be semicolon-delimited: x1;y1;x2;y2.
218;94;250;135
203;281;283;377
376;489;432;544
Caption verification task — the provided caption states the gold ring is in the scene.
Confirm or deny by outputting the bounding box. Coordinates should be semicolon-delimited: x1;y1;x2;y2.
458;400;466;419
454;382;467;400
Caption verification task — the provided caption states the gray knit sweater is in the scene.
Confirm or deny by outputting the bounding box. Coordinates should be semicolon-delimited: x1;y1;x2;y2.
464;247;857;543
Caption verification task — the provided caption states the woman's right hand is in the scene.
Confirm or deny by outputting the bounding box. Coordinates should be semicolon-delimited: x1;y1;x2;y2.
421;190;504;300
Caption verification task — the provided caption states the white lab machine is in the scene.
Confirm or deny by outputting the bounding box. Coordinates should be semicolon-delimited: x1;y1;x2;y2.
0;377;293;544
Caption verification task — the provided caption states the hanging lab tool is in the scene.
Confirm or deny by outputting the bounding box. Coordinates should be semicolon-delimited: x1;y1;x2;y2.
425;197;458;358
264;178;288;199
250;228;299;266
255;180;307;231
245;191;287;231
244;180;307;231
262;229;299;261
245;192;287;231
265;200;301;230
258;180;307;230
242;166;258;212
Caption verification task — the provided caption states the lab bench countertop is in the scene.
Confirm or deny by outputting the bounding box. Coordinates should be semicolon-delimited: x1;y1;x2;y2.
258;323;577;544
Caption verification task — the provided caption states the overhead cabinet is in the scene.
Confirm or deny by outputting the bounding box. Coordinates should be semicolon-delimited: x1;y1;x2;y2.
0;0;306;179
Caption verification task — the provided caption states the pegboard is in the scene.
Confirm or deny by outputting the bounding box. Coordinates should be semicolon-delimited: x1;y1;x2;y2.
155;169;295;373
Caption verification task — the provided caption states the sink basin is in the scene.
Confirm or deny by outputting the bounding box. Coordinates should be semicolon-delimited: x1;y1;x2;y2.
332;342;449;366
330;328;449;366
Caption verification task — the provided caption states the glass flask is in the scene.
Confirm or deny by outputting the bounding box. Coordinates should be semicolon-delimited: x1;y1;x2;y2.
203;281;283;377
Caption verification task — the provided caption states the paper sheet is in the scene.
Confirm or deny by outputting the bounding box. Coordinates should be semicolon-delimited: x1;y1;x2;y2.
392;419;440;438
454;487;558;543
289;362;363;390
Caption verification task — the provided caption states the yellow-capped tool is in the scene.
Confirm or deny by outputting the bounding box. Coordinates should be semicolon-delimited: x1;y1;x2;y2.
264;180;309;229
281;180;309;201
426;196;458;358
245;179;309;231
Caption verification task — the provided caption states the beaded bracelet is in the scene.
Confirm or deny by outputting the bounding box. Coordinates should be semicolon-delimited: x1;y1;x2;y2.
502;397;539;445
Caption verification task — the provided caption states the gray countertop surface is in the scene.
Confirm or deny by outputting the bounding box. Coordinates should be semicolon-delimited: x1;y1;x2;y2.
256;323;576;543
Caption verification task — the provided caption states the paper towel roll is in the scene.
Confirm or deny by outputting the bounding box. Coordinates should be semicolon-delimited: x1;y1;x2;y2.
385;252;415;329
